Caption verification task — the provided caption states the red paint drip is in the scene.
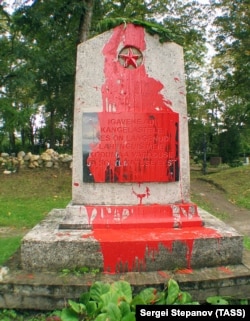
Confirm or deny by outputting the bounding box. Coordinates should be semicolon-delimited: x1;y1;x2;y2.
82;25;222;273
73;182;79;187
85;204;203;229
82;203;222;273
157;271;171;279
88;227;221;273
86;24;179;183
175;268;193;274
218;266;233;274
56;232;71;237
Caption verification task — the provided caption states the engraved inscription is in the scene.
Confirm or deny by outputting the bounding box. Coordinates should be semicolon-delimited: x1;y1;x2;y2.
83;112;179;183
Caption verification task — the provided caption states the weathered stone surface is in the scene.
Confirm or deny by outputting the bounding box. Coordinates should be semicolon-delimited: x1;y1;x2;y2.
41;153;52;161
0;149;73;172
61;155;72;163
24;152;32;161
72;24;190;206
1;153;9;157
17;151;25;158
20;208;243;272
1;252;250;310
30;155;40;161
45;161;53;168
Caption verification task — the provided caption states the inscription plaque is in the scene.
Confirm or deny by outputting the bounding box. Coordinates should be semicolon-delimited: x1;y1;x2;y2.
83;111;179;183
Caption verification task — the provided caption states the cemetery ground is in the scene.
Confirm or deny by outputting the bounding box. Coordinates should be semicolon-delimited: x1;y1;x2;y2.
0;165;250;319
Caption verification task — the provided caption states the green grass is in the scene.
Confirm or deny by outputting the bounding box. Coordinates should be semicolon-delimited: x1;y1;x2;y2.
191;165;250;251
0;168;71;228
0;168;72;265
244;236;250;251
0;236;23;265
194;165;250;210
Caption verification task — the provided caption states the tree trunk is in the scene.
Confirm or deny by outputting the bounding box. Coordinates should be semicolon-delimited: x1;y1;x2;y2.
9;131;15;153
78;0;95;43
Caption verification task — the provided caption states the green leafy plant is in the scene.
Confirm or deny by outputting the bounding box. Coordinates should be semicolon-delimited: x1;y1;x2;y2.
60;280;134;321
206;296;249;305
58;278;199;321
0;279;249;321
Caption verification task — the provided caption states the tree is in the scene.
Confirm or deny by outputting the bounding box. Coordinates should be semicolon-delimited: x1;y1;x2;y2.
12;0;81;149
218;126;241;164
209;0;250;157
1;0;210;153
0;5;37;152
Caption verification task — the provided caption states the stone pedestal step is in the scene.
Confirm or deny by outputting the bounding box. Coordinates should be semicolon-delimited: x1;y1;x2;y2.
60;203;203;230
1;252;250;310
20;208;243;273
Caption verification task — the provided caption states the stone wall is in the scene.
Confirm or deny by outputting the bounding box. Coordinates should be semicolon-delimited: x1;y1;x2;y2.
0;149;72;173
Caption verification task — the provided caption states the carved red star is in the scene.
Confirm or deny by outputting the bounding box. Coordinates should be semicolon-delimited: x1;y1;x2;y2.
119;47;142;68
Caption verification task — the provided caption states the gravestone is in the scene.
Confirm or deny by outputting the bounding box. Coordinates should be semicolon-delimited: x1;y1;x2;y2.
21;23;243;273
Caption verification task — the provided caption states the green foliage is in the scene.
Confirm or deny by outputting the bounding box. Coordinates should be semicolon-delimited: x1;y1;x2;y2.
1;0;248;165
206;296;229;305
58;279;198;321
0;0;210;153
96;17;181;43
218;125;241;164
206;295;249;305
208;0;250;157
0;279;249;320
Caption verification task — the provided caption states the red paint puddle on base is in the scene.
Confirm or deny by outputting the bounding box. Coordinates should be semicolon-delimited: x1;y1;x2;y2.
217;266;233;274
157;271;171;279
56;232;71;237
175;268;193;274
85;203;203;229
86;226;221;273
27;274;34;279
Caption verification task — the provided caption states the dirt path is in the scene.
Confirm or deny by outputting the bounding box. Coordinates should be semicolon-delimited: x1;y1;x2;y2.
191;178;250;237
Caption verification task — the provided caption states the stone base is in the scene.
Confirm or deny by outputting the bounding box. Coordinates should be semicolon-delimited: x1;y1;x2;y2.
0;207;247;310
60;203;203;229
20;207;243;273
1;253;250;310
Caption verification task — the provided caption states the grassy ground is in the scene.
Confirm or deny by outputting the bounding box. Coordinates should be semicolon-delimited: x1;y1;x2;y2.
0;168;72;228
192;165;250;210
0;168;72;265
0;165;250;265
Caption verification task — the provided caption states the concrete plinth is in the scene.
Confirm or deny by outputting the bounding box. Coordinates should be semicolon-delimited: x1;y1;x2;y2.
0;213;249;310
20;208;243;273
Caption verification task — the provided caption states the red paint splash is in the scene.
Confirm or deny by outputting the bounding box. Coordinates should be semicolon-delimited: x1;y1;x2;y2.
81;24;222;273
85;24;179;183
81;203;221;273
175;268;193;274
157;271;171;279
84;226;221;273
85;203;203;229
218;266;233;274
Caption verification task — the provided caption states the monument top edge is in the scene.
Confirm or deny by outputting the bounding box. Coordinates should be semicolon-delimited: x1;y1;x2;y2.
79;22;180;47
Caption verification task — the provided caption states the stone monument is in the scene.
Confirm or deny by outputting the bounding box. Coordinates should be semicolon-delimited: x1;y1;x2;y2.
21;23;243;274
